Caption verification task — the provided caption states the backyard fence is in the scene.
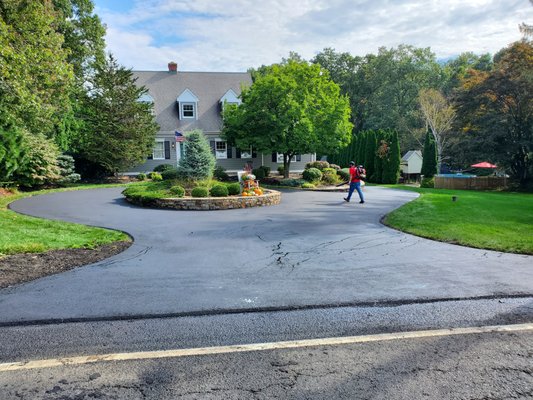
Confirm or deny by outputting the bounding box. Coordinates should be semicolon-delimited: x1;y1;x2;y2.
434;176;508;190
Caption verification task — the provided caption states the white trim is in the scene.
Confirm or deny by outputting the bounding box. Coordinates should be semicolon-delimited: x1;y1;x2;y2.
215;138;227;159
152;139;165;160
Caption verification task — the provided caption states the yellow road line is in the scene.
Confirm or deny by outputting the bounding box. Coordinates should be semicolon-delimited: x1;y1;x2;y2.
1;323;532;372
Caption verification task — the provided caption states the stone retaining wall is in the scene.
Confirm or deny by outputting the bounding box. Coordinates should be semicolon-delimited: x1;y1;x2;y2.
126;189;281;210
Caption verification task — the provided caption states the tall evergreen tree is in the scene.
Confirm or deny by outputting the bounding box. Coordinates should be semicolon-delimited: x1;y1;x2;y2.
177;130;216;180
364;131;377;179
382;130;401;183
78;54;158;174
421;130;438;177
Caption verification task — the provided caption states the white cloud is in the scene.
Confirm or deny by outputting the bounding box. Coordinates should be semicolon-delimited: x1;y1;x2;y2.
96;0;531;71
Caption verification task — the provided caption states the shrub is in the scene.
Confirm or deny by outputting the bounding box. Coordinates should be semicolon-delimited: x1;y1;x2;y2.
321;168;340;185
13;132;60;187
252;167;266;180
302;167;322;182
210;184;229;197
302;182;316;189
191;186;209;197
177;130;216;180
169;185;185;197
421;177;435;188
161;168;180;180
337;168;350;182
213;165;229;181
122;181;171;205
153;164;175;173
149;172;162;181
279;178;306;187
305;161;330;171
277;165;285;175
329;164;341;171
56;154;81;185
260;165;271;177
227;182;241;195
137;173;146;181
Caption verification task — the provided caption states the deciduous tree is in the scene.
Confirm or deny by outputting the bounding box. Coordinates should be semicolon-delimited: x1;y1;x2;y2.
223;60;352;178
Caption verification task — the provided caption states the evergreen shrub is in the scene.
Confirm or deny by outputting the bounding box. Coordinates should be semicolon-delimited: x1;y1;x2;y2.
302;182;315;188
337;168;350;181
213;166;229;181
149;172;162;181
305;161;330;171
279;178;305;187
210;184;229;197
226;182;241;195
161;168;180;180
321;168;339;185
169;185;185;197
191;186;209;197
137;173;146;181
421;177;435;188
302;167;322;182
153;164;175;172
252;167;265;180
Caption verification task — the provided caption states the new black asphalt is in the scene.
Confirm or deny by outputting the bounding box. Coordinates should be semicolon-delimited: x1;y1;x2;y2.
2;186;532;325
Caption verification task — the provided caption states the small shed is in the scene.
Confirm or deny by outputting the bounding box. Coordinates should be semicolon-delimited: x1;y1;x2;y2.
400;150;423;182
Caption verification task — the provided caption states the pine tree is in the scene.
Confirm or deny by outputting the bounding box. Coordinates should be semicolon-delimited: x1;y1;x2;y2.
364;131;377;182
177;130;216;180
421;130;438;178
79;54;158;174
381;130;401;183
0;123;26;183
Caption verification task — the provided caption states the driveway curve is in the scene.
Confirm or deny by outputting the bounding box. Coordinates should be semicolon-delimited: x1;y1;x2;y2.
1;186;532;324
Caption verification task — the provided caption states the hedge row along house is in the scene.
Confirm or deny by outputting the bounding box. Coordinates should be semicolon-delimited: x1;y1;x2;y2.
129;62;316;174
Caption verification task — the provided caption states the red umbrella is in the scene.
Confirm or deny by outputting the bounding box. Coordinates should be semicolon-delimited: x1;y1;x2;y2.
471;162;497;168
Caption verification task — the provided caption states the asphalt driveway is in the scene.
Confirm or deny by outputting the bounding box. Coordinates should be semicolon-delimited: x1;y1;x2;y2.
1;186;532;324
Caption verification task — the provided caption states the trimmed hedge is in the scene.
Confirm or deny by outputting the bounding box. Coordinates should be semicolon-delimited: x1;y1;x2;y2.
302;167;322;182
170;185;185;197
191;186;209;197
226;182;241;195
210;184;229;197
161;168;180;180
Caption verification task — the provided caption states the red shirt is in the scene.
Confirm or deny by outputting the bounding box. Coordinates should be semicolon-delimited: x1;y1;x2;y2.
350;166;365;183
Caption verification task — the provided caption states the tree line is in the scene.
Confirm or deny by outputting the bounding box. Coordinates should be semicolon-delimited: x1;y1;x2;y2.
0;0;157;187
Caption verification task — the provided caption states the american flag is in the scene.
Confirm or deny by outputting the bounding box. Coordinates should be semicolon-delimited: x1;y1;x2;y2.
175;131;185;142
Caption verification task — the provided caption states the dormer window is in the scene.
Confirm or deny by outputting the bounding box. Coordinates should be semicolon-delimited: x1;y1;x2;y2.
219;89;241;112
182;103;195;118
177;89;199;120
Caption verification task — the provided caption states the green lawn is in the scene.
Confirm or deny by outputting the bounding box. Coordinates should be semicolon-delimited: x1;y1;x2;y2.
0;185;130;256
383;186;533;255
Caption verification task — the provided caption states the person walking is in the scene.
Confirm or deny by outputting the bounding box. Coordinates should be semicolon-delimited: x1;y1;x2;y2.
344;161;365;203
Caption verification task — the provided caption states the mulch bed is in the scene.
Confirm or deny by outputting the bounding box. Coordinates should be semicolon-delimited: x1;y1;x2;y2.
0;241;132;289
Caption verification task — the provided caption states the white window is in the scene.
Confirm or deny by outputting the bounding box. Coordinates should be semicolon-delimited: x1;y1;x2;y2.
276;153;298;163
215;140;227;159
240;146;252;159
181;102;195;118
153;140;165;160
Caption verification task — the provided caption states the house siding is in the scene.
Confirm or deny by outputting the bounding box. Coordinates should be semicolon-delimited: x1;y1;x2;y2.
124;68;315;175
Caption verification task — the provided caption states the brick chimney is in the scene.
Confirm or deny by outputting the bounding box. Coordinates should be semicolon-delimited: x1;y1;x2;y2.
168;61;177;73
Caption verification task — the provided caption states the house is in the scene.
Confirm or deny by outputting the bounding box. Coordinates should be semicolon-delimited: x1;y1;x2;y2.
400;150;423;182
128;62;315;174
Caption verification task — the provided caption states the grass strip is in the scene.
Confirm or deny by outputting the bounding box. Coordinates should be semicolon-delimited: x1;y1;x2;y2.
0;184;130;256
383;185;533;255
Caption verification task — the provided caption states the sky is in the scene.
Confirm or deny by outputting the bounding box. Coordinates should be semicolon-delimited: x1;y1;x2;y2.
93;0;531;72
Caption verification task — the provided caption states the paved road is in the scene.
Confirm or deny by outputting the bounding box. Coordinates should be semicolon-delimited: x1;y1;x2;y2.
2;186;532;324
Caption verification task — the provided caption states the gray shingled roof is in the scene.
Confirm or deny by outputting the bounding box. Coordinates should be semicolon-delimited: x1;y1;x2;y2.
132;70;252;134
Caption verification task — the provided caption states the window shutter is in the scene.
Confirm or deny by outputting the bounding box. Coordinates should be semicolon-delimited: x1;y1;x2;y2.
252;149;257;158
210;140;216;155
296;154;301;162
164;141;171;159
147;152;153;160
177;102;180;119
272;152;276;162
227;146;232;158
236;149;241;159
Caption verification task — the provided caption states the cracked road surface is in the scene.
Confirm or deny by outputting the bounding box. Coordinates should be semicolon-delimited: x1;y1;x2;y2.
2;186;532;324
